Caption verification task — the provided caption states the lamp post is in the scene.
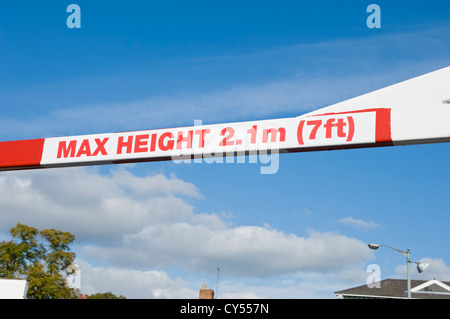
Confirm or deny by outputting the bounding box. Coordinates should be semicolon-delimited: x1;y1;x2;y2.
368;243;431;299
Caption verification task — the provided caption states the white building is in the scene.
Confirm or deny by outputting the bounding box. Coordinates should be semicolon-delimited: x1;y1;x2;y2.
0;278;29;299
67;264;81;290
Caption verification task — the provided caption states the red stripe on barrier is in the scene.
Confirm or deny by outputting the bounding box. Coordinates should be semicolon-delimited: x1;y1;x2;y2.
311;108;392;143
0;139;45;169
374;108;392;143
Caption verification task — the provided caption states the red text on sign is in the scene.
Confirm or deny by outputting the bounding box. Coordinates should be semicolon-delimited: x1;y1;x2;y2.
57;138;109;158
297;116;355;145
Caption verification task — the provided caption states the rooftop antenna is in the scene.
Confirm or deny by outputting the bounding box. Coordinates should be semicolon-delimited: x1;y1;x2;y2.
215;266;220;299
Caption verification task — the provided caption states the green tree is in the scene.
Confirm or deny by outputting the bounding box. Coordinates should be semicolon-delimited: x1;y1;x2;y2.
0;223;79;299
0;223;40;278
88;291;126;299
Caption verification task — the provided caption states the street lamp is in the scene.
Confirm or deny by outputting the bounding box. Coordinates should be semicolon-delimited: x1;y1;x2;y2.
368;243;431;299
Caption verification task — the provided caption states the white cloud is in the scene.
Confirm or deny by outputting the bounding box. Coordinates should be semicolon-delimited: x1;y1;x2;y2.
339;217;383;230
76;259;197;299
0;167;373;295
82;225;371;277
0;167;202;243
73;257;371;299
395;258;450;281
1;76;341;138
74;258;370;299
216;266;371;299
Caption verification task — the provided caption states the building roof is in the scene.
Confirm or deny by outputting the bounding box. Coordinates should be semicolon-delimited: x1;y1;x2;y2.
335;279;450;299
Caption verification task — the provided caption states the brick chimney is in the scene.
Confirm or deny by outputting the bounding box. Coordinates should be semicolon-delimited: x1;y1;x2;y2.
199;283;214;299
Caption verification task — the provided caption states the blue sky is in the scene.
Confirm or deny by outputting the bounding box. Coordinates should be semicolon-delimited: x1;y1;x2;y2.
1;1;450;298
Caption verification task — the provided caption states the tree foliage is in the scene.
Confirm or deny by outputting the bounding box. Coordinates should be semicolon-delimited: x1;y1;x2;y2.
0;223;79;299
88;291;126;299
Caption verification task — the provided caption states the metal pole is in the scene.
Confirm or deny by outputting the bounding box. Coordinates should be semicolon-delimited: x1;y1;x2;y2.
368;244;421;299
406;249;411;299
215;266;220;299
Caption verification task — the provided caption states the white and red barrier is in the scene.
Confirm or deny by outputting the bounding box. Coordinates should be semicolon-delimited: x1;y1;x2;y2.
1;66;449;171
